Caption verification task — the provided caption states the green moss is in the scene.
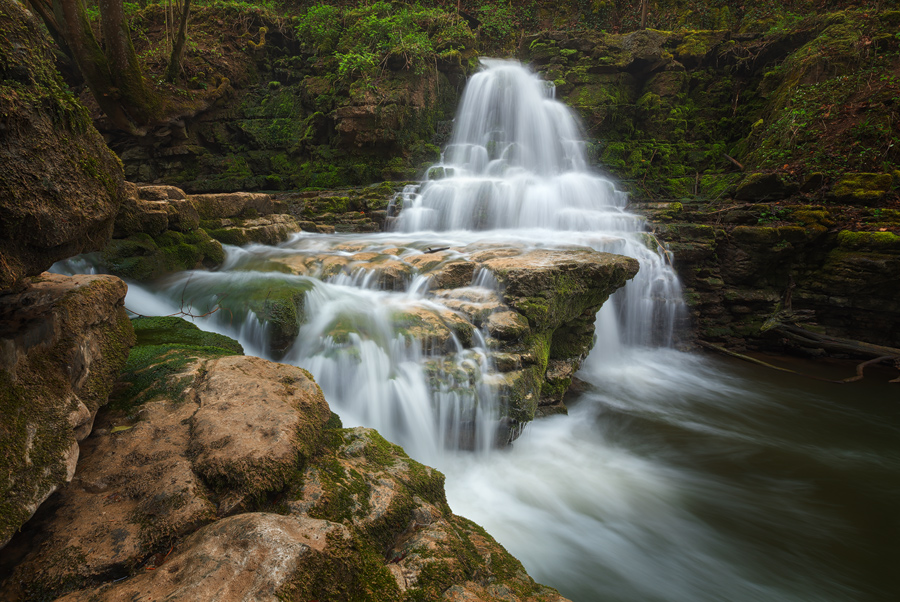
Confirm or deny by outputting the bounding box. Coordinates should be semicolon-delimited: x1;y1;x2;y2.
102;230;224;281
830;173;894;204
132;316;244;353
278;531;401;602
836;230;900;251
111;317;242;412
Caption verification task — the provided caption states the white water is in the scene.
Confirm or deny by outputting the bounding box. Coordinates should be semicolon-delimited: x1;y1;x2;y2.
53;60;900;601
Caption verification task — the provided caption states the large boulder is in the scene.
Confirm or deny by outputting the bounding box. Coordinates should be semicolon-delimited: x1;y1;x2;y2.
0;0;125;290
0;320;570;602
0;273;134;549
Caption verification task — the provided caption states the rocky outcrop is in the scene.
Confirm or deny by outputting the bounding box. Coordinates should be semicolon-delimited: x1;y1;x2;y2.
0;318;570;602
101;184;312;281
637;198;900;351
0;0;126;290
0;273;134;549
269;243;639;424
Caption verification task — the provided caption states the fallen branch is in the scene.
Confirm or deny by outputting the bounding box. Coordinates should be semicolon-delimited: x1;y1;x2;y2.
763;321;900;360
841;356;895;383
697;340;806;375
723;153;745;171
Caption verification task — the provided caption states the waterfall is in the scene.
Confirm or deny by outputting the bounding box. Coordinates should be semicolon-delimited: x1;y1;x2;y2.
51;59;900;602
393;58;684;347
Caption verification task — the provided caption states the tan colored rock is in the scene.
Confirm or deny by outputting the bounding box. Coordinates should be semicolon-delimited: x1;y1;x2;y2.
190;356;331;495
485;310;530;341
347;258;414;290
429;260;475;289
137;185;188;201
395;306;474;349
113;182;169;237
0;354;330;596
481;248;639;329
0;273;133;549
189;192;274;219
207;214;300;246
54;514;347;602
0;0;126;290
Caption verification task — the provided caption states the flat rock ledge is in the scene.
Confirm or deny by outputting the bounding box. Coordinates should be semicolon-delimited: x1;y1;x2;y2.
0;320;570;602
0;273;134;549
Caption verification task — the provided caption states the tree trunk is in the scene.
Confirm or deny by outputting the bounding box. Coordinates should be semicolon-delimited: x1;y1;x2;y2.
165;0;192;83
641;0;649;29
29;0;158;134
98;0;157;125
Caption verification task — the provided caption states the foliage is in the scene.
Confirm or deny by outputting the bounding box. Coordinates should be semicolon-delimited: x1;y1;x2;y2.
747;10;900;175
294;1;475;83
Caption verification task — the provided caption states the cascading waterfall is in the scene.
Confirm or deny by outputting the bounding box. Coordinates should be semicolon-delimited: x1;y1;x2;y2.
53;59;900;602
393;58;684;347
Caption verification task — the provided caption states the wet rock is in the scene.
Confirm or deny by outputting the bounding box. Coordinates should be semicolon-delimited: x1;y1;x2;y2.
0;273;133;549
394;306;475;349
0;0;126;290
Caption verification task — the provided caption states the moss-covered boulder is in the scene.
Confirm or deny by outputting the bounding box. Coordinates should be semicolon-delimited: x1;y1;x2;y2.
0;273;134;549
0;0;125;290
101;230;224;281
829;173;894;204
735;172;797;201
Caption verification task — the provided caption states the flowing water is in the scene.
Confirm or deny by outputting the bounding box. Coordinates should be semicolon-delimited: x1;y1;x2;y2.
54;60;900;601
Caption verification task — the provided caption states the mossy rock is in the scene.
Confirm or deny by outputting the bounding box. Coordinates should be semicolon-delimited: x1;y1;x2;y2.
101;230;224;281
735;173;796;201
112;317;243;412
830;173;893;204
836;230;900;252
132;316;244;354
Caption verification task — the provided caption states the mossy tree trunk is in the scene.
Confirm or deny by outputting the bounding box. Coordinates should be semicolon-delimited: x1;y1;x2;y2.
165;0;192;83
27;0;159;134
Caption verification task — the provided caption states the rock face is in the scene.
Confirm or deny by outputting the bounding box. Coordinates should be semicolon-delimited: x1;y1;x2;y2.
0;0;125;290
0;318;570;602
637;200;900;351
0;273;134;549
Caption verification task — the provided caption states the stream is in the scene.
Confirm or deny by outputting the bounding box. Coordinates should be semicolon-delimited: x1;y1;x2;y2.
56;59;900;601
